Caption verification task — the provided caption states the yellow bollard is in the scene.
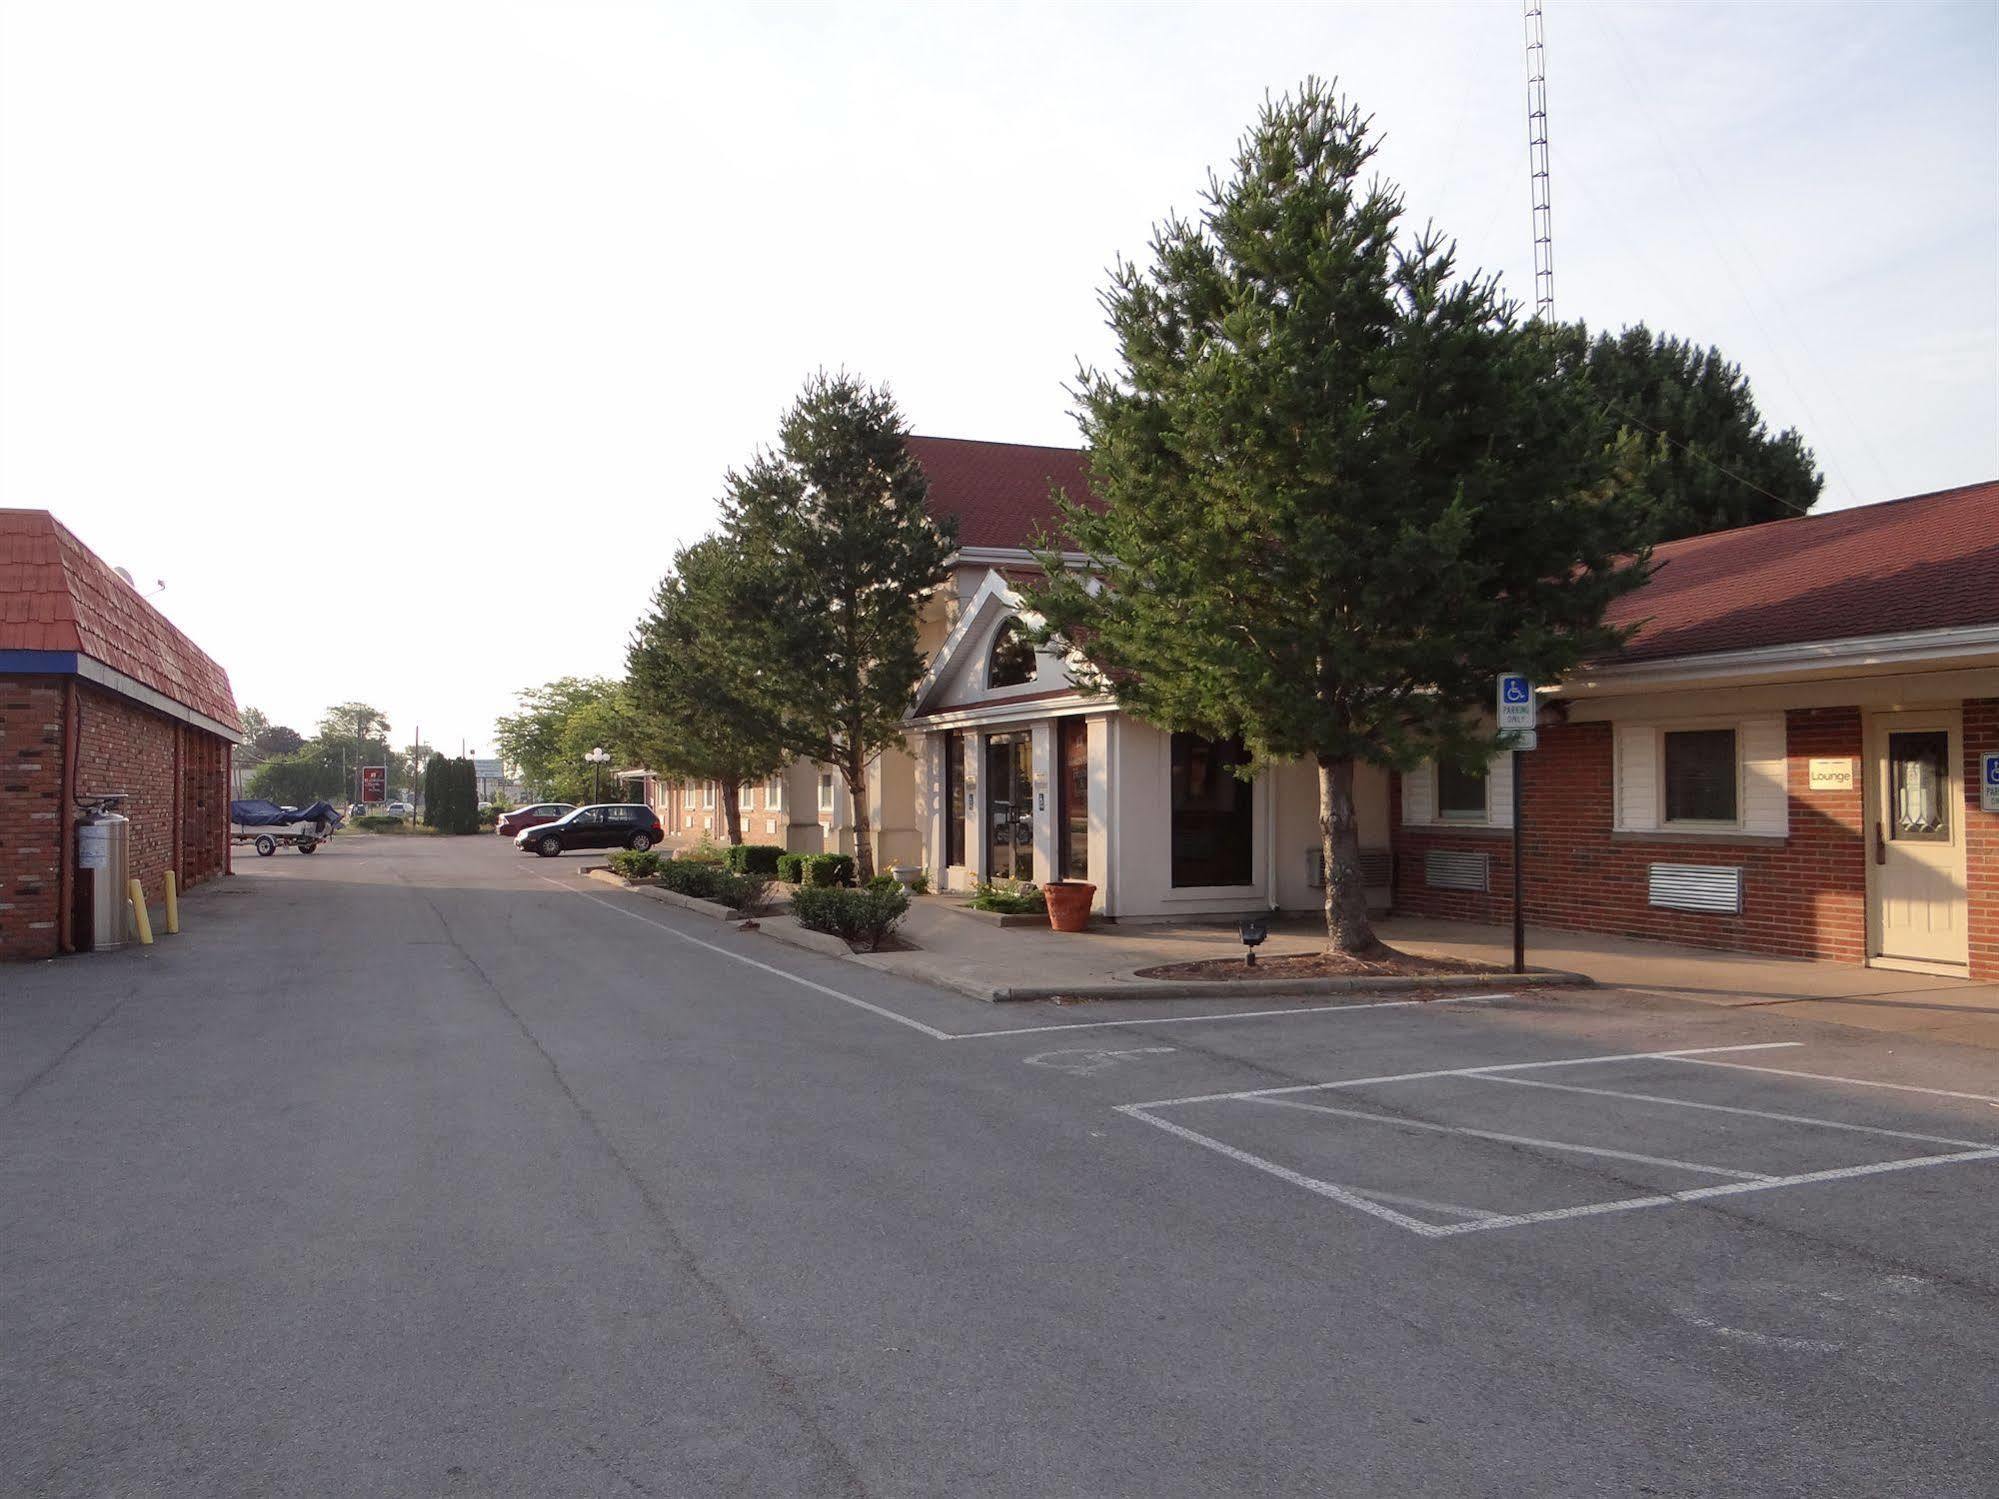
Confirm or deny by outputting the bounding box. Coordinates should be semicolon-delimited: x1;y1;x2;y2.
164;871;179;934
129;878;154;945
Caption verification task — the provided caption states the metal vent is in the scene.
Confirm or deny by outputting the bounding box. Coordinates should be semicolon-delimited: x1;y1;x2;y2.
1306;848;1394;890
1425;849;1489;892
1648;864;1743;914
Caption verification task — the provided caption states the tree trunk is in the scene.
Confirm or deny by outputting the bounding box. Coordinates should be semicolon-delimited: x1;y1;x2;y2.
1318;753;1378;954
721;779;742;845
846;752;875;883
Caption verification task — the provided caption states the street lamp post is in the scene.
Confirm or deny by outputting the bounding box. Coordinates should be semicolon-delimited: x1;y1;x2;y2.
585;746;610;803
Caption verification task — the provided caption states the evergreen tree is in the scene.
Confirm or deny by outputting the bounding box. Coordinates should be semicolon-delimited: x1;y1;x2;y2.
627;536;789;845
718;373;954;881
1026;81;1648;952
1557;321;1822;541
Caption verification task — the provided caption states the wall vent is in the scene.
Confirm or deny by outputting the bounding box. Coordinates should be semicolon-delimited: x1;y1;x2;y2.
1647;863;1743;914
1425;849;1489;892
1306;848;1393;889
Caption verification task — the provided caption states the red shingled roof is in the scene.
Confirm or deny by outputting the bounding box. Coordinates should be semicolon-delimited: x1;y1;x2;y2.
1606;480;1999;663
0;509;240;732
906;435;1098;550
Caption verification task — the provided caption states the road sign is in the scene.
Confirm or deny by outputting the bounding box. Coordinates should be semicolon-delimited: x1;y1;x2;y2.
1504;728;1538;752
360;766;387;804
1497;674;1536;731
1983;752;1999;813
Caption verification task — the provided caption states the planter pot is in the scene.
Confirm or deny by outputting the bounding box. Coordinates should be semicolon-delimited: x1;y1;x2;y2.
890;865;920;888
1044;881;1097;932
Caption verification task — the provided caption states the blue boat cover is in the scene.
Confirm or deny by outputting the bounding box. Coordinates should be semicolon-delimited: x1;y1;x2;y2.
230;800;342;828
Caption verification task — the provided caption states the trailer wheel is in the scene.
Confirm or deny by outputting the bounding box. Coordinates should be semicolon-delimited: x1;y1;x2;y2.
297;839;318;854
255;835;277;857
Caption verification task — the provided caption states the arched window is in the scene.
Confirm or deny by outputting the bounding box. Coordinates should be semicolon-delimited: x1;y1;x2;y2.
986;619;1037;688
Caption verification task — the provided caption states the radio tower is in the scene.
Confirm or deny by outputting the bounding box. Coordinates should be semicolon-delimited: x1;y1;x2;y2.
1523;0;1554;321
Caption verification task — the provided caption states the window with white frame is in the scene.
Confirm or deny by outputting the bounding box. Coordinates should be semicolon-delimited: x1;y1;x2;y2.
702;782;715;809
1435;761;1489;822
765;776;782;809
1614;716;1786;837
1663;728;1738;825
818;773;835;812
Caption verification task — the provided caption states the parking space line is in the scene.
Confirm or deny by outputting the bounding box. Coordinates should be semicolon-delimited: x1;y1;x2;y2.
1665;1057;1999;1107
1472;1073;1999;1150
943;994;1492;1040
1246;1095;1774;1180
1117;1106;1448;1237
1343;1187;1503;1222
1427;1146;1999;1237
1126;1043;1803;1110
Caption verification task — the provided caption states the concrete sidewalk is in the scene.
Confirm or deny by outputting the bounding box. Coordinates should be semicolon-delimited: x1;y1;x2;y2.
846;897;1999;1047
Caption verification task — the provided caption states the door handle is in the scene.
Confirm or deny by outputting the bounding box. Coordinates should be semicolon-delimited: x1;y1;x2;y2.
1874;821;1886;865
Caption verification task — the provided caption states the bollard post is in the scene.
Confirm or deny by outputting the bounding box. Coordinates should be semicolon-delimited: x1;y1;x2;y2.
128;878;154;945
164;871;180;934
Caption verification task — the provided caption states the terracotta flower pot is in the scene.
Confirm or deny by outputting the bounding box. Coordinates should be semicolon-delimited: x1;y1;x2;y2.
1044;880;1097;932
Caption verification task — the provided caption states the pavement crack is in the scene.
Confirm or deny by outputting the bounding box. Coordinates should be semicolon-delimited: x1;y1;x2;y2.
1;984;135;1115
404;877;872;1498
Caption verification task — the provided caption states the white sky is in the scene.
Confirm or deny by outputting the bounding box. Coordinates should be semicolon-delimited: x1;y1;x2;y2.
3;1;1994;758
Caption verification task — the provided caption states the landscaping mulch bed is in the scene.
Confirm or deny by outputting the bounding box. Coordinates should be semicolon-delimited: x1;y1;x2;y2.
1133;946;1503;982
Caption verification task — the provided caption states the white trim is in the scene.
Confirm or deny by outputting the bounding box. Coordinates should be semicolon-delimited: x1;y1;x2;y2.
911;694;1110;731
1564;624;1999;696
949;545;1093;569
71;655;244;742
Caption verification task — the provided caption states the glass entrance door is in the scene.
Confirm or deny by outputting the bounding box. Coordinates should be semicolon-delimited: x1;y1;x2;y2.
984;732;1033;882
1058;718;1089;882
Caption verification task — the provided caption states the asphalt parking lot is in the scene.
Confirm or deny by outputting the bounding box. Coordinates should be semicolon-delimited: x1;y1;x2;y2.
4;833;1997;1497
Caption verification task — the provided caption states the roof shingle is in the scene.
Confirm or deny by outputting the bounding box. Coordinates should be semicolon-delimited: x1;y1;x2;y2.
906;435;1098;551
0;509;240;731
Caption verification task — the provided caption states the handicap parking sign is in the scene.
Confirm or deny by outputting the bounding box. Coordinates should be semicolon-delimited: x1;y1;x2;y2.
1983;752;1999;813
1497;673;1536;731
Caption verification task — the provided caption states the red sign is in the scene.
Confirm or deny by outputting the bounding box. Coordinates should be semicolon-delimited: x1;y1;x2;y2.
360;766;387;803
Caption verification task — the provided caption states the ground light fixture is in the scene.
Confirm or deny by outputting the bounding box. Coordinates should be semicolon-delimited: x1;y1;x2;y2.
585;745;610;802
1238;915;1268;967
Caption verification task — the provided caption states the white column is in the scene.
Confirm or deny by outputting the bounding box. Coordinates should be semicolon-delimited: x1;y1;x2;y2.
1087;714;1111;912
1030;719;1055;884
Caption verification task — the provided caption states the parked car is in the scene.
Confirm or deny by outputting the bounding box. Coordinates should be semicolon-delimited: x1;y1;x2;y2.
516;803;662;857
496;802;575;838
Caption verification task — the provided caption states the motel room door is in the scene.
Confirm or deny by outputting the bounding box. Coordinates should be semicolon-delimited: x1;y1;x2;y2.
1865;709;1970;974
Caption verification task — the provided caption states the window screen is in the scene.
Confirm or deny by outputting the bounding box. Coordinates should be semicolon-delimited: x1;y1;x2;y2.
1436;761;1488;821
1170;733;1254;887
1664;729;1737;824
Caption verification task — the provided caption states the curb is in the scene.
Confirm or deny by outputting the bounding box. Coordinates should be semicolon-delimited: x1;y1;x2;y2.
985;969;1593;1004
582;868;741;922
756;918;863;961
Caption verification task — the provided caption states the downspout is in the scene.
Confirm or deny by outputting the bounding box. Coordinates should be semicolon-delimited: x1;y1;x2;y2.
57;677;79;953
224;741;233;876
172;721;184;889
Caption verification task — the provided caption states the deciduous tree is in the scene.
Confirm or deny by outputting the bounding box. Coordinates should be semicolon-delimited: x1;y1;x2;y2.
718;373;954;880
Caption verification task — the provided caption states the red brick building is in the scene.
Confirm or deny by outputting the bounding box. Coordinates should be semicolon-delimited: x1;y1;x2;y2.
1392;481;1999;981
1;510;242;961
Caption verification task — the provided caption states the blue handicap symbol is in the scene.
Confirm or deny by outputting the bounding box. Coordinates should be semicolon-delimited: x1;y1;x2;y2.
1502;677;1530;704
1985;755;1999;787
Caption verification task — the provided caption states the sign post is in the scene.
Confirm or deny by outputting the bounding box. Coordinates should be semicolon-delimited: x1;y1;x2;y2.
1497;675;1536;976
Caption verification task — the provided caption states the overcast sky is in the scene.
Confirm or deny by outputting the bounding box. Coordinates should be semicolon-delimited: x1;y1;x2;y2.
3;1;1994;759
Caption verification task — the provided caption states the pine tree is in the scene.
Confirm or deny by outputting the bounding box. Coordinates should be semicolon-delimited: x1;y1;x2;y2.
1026;81;1649;953
718;373;954;881
627;537;789;845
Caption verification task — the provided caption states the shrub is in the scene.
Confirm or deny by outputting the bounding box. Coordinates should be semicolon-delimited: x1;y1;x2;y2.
421;755;481;834
725;843;785;875
908;872;930;895
790;884;909;951
970;878;1045;915
799;853;855;888
679;836;725;865
866;872;900;894
352;813;405;832
607;849;663;881
732;870;777;916
775;853;805;883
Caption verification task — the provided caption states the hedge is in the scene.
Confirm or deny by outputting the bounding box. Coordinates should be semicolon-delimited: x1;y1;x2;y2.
798;853;855;888
725;843;785;876
790;884;909;951
607;849;663;880
421;755;481;835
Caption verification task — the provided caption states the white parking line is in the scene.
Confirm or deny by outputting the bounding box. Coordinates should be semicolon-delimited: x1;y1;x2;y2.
545;875;1490;1042
1472;1072;1998;1150
1664;1056;1999;1107
1125;1043;1804;1110
1245;1094;1775;1180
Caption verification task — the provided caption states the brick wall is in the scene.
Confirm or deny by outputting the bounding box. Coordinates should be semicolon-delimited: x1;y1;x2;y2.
1392;707;1871;964
1966;697;1998;981
0;678;65;960
2;677;233;961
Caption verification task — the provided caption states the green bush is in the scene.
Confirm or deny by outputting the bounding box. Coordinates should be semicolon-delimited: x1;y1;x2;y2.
866;872;900;894
725;843;785;875
790;884;909;951
970;878;1045;915
352;813;405;832
799;853;855;888
608;849;663;880
908;872;930;895
653;859;759;909
678;836;725;865
421;755;481;835
776;853;805;883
